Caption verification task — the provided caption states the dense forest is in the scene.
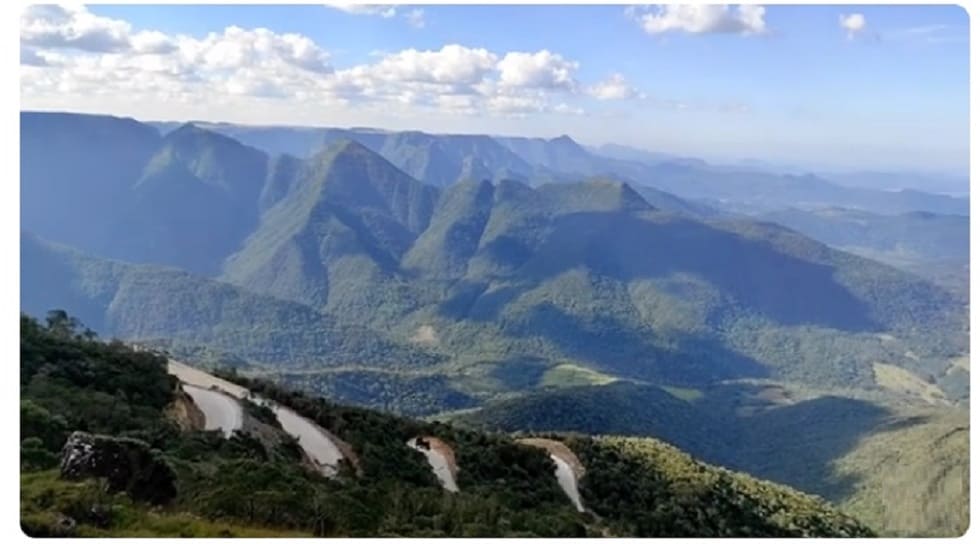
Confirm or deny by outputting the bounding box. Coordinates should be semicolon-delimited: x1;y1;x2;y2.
20;313;872;537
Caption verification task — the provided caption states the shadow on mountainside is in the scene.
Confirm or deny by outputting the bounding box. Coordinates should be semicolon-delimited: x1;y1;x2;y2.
719;394;910;502
438;211;880;333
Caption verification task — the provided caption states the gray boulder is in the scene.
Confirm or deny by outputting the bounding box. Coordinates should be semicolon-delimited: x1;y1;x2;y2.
60;431;177;505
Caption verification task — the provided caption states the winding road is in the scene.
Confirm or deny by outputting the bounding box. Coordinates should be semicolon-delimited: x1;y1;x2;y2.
273;404;347;477
167;360;349;478
407;436;460;493
180;384;243;438
550;454;585;512
517;438;586;512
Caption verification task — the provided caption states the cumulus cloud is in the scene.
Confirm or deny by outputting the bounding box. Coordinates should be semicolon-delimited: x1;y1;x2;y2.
21;4;131;52
588;73;640;100
497;50;578;90
839;13;867;39
22;6;679;120
628;4;767;36
364;44;496;85
181;26;333;74
130;30;177;55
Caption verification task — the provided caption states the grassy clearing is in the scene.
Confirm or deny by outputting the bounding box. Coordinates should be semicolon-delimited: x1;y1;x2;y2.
659;385;704;402
832;409;969;537
872;362;948;405
20;471;310;538
539;363;619;388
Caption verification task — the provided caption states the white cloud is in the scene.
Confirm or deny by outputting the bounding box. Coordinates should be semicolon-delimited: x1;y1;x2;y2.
21;4;131;52
497;50;578;90
629;4;767;36
323;3;397;18
363;44;497;85
177;26;332;74
588;73;640;101
130;30;177;55
20;7;672;121
839;13;867;39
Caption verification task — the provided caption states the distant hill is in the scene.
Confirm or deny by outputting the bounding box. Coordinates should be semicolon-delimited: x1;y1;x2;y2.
756;207;969;296
131;117;972;216
22;113;272;275
822;170;969;195
21;111;162;257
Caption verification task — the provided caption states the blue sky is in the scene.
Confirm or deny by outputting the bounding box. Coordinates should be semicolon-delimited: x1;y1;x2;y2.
20;4;971;175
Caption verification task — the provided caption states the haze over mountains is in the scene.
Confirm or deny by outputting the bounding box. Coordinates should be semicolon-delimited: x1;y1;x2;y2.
20;111;970;536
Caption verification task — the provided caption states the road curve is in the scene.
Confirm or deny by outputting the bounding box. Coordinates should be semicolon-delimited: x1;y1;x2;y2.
167;360;248;398
167;359;350;478
517;438;586;512
180;384;243;438
407;436;460;493
550;454;585;512
272;404;347;478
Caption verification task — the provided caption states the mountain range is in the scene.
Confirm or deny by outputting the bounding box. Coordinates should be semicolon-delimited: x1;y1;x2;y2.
20;111;970;536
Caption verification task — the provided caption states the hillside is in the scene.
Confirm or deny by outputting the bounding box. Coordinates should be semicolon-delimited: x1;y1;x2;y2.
20;315;872;537
451;381;969;536
21;111;162;258
757;207;969;296
22;114;273;275
223;139;440;312
20;233;441;370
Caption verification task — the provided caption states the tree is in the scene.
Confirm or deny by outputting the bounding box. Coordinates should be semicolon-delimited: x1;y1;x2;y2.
45;309;82;339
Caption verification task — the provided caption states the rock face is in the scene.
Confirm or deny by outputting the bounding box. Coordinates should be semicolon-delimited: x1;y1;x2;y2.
59;431;177;505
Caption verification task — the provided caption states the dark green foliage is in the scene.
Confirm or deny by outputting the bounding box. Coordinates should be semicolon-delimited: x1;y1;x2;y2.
570;436;874;537
20;234;443;370
273;370;478;416
21;314;872;537
21;437;60;471
243;399;281;429
20;314;176;442
454;382;732;463
21;400;69;452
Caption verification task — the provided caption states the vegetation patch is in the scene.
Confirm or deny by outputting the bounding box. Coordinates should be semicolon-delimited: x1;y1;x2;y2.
539;363;619;388
872;362;948;405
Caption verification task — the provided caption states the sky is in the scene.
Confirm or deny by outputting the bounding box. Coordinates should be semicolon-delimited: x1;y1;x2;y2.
19;3;971;175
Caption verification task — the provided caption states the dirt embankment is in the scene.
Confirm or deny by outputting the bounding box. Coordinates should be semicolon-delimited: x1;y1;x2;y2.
517;438;585;478
165;387;206;431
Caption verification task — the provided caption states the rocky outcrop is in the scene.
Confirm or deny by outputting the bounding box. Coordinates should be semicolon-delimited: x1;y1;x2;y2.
59;431;177;505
